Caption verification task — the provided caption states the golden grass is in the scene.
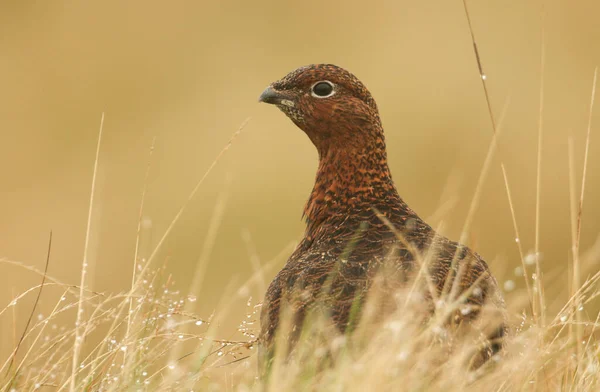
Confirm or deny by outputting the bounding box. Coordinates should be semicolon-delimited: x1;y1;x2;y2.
0;5;598;390
1;237;599;391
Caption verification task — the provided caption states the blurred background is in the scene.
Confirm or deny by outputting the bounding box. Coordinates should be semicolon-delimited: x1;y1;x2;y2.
1;0;599;357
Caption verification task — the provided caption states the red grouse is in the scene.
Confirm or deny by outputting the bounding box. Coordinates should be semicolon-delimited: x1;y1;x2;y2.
258;64;506;371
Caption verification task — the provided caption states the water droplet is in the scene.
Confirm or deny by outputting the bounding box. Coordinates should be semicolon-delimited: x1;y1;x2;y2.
187;295;197;302
142;217;153;229
168;363;175;370
514;266;523;276
560;315;568;323
531;273;537;280
503;280;515;292
120;345;127;352
217;351;223;357
515;237;520;243
524;252;542;265
481;74;487;80
578;305;584;311
142;371;148;377
195;320;203;326
178;334;184;339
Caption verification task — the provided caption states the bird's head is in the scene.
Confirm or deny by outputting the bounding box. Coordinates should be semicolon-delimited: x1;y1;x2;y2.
259;64;383;154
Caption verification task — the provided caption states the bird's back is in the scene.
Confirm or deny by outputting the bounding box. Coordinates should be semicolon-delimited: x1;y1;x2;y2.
260;201;506;369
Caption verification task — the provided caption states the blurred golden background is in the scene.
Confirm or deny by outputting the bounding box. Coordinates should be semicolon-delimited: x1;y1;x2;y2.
1;0;599;357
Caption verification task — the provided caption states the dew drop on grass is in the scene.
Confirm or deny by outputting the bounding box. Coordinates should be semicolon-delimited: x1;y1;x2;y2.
481;74;487;80
560;315;568;323
515;237;520;243
503;280;516;292
142;217;153;229
195;320;203;326
187;295;197;302
514;266;523;276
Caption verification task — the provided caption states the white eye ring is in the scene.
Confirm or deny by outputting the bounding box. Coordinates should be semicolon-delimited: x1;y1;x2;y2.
310;81;335;98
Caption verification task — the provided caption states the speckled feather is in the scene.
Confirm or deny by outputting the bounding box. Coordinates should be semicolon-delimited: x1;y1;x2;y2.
259;64;506;369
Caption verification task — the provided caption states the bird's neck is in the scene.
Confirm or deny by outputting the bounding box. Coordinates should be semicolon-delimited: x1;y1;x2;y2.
303;138;401;235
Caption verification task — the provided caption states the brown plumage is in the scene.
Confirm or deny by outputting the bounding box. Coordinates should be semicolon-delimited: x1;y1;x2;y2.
258;64;506;371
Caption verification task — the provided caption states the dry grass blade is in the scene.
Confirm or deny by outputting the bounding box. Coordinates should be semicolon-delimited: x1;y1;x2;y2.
500;165;534;314
533;6;547;327
569;67;598;362
567;137;581;360
70;112;105;392
4;232;52;386
461;0;544;325
141;117;250;273
121;136;156;379
461;0;497;132
166;192;228;369
126;137;156;338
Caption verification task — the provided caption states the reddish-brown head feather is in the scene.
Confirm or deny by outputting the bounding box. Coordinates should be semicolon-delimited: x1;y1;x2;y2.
261;64;396;233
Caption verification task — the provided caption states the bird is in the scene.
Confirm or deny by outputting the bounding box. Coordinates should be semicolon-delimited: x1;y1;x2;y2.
257;64;506;373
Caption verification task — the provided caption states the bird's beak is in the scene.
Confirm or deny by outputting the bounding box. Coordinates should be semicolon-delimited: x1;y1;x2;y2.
258;86;283;105
258;86;296;108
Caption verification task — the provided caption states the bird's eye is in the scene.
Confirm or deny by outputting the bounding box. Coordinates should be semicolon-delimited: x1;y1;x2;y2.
311;81;335;98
